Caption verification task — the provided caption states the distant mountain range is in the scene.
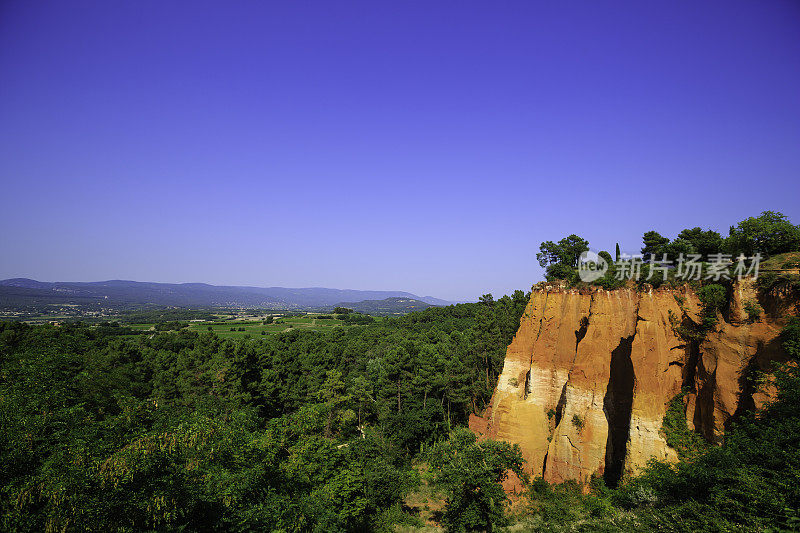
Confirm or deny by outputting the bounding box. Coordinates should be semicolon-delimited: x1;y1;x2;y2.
0;278;452;311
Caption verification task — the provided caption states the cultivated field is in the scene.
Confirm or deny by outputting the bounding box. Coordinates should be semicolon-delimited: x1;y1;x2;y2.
126;314;351;338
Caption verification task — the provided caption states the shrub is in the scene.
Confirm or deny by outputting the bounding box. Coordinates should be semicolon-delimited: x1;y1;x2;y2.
695;283;729;331
545;263;578;284
571;414;584;430
660;389;707;459
756;271;779;291
743;299;763;322
527;478;584;525
592;273;624;290
698;284;727;314
757;272;800;293
525;477;618;527
427;429;526;532
782;317;800;359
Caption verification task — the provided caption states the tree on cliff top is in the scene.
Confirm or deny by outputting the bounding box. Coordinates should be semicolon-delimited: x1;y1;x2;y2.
725;210;800;257
537;235;589;282
677;227;723;257
641;231;670;260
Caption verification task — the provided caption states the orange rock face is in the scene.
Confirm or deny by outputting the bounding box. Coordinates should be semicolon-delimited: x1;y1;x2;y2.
473;281;794;486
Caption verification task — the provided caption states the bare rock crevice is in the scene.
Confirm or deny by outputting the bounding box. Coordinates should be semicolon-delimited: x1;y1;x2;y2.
602;334;636;488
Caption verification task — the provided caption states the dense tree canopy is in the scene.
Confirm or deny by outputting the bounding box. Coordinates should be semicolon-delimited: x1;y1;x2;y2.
640;231;670;260
0;294;530;531
676;227;723;257
539;211;800;285
726;210;800;257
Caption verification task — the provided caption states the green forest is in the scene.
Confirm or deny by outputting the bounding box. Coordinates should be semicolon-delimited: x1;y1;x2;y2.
1;294;532;531
3;295;800;531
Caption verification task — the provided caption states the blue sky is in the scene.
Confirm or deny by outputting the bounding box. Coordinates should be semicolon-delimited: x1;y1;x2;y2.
1;1;799;301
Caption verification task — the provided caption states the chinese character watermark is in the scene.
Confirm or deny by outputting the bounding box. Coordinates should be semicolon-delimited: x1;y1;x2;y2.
578;251;761;283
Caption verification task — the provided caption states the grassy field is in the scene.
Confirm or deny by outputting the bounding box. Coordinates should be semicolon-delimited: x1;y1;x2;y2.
185;315;346;338
13;313;376;338
761;251;800;270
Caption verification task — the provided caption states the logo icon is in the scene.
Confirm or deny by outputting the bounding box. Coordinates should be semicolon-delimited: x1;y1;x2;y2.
578;251;608;282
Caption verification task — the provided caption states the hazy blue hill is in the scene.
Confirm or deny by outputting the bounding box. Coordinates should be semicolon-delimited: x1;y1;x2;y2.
0;279;452;311
334;296;435;315
0;278;54;289
419;295;452;306
242;286;444;307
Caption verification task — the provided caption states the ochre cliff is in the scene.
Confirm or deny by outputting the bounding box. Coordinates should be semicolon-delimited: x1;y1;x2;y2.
472;280;797;487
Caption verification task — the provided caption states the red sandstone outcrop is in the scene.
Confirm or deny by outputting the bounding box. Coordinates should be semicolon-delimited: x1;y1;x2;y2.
472;281;795;486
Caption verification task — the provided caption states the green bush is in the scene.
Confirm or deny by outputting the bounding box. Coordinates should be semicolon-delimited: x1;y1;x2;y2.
697;284;727;314
592;275;624;290
660;389;707;459
757;272;800;293
756;271;779;291
526;478;584;525
782;317;800;359
524;477;622;530
694;283;729;330
545;263;578;284
427;429;526;532
743;299;763;322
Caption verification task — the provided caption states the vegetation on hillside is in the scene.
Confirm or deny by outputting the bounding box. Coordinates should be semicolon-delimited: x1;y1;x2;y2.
4;295;797;531
0;292;529;531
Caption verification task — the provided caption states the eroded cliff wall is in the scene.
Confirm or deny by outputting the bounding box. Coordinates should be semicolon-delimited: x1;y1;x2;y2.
473;281;794;486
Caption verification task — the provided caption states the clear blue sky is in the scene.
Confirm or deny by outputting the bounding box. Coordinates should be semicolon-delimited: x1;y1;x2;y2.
1;1;799;301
